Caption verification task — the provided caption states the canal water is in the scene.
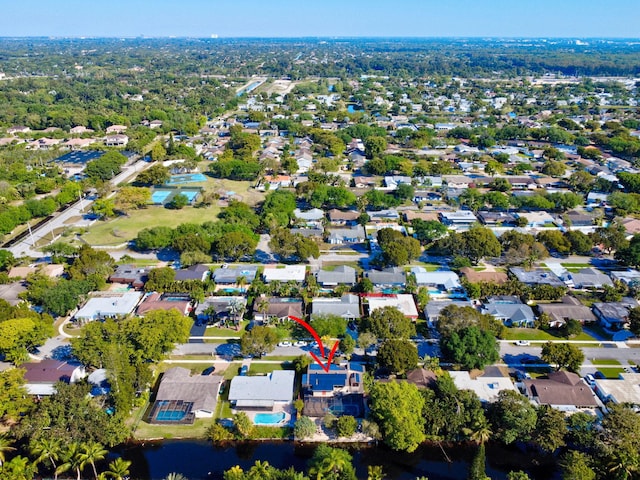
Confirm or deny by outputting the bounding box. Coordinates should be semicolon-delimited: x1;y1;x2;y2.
115;440;560;480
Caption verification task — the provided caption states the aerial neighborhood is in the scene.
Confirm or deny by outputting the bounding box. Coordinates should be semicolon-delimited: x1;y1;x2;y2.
0;37;639;479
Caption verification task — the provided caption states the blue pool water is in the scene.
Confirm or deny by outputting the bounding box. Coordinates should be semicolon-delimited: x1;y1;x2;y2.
156;410;187;422
254;412;286;425
166;173;207;185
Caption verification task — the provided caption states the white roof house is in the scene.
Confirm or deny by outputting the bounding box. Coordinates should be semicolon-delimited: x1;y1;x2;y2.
439;210;477;225
367;294;419;319
262;265;306;283
411;268;462;291
594;373;640;407
228;370;295;409
449;371;518;403
75;292;142;322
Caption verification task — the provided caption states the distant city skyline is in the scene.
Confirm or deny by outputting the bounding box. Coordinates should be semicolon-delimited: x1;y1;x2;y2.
2;0;639;38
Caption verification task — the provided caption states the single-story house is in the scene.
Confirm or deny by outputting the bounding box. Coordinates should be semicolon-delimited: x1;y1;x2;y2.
316;265;356;287
411;268;462;291
569;268;613;289
593;373;640;408
311;295;361;320
136;293;191;316
229;370;295;411
23;359;87;396
367;294;419;319
149;367;223;423
328;209;360;226
510;267;564;287
459;267;508;285
515;212;555;228
75;292;143;322
610;270;640;286
439;210;477;227
327;226;366;244
302;363;365;398
449;370;518;403
8;264;65;279
424;300;474;325
174;264;210;282
253;297;303;322
365;267;406;289
593;299;638;330
212;265;258;285
523;371;599;411
537;296;596;327
405;368;438;389
262;265;306;283
477;211;518;226
564;211;595;227
293;208;325;226
291;227;324;239
482;296;535;328
109;264;149;289
194;296;247;324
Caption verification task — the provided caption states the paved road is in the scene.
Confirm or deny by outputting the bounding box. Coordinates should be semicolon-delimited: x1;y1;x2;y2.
501;343;640;367
8;159;150;258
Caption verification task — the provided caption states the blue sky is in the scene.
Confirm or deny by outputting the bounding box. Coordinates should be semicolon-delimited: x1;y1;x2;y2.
2;0;638;38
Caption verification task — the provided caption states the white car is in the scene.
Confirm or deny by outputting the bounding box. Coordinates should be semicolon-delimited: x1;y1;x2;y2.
277;341;292;348
293;341;308;347
515;340;531;346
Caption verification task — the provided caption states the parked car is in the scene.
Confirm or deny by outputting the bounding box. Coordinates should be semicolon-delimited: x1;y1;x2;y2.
239;365;248;376
584;374;596;386
202;366;216;375
293;340;308;347
278;341;292;347
515;340;531;346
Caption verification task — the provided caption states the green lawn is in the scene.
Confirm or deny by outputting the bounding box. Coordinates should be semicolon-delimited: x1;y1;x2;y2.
82;204;222;246
204;322;249;337
597;368;625;379
502;328;596;342
224;362;243;380
592;358;622;366
133;418;211;440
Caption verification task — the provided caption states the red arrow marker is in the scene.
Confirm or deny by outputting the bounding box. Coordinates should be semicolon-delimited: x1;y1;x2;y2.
288;315;326;357
310;339;341;373
288;315;340;371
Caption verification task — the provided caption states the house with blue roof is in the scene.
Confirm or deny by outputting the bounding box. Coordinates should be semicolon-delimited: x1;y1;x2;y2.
302;363;366;418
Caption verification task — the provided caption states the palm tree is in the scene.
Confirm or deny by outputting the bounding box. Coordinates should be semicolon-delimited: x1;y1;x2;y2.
468;419;493;445
256;297;270;324
248;460;272;478
236;275;248;292
106;457;132;480
30;437;62;479
367;465;385;480
163;473;189;480
81;441;108;480
56;442;84;480
0;435;16;467
309;448;351;480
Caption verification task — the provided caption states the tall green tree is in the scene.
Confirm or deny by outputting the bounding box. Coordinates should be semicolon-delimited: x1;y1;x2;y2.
540;342;584;372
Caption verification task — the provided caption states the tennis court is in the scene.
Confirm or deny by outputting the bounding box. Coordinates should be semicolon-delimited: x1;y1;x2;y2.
166;173;207;185
151;190;173;204
151;187;202;205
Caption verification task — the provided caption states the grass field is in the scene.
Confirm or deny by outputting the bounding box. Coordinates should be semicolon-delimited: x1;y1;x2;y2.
593;358;621;366
249;362;290;375
597;368;625;379
81;204;221;246
502;328;596;342
133;418;211;440
204;322;248;337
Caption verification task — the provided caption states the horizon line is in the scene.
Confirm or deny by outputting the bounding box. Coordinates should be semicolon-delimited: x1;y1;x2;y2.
1;35;640;41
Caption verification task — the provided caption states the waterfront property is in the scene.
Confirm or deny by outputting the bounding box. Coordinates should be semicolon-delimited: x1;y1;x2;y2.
22;359;87;396
228;370;295;425
149;367;223;424
522;371;599;412
302;363;366;418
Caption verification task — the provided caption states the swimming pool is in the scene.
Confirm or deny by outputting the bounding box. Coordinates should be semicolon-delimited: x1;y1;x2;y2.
155;410;187;421
166;173;207;185
254;412;286;425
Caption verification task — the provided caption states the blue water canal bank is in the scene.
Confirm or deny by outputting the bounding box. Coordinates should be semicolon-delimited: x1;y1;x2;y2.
115;440;559;480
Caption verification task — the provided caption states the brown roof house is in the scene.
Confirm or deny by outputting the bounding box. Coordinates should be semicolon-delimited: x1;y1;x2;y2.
523;371;599;411
109;264;149;289
136;293;192;316
253;297;303;323
459;267;508;285
405;368;438;389
537;296;596;328
23;359;87;396
149;367;223;424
